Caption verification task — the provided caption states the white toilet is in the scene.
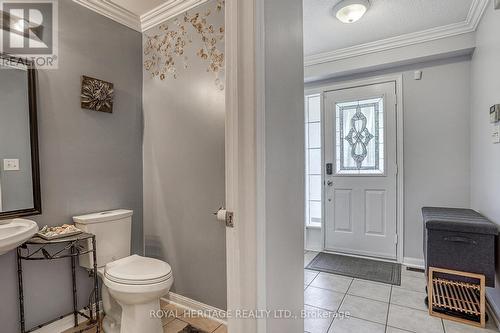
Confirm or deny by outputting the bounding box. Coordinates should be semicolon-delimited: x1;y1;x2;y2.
73;209;173;333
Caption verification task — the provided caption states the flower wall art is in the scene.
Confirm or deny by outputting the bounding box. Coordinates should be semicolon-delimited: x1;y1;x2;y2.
143;0;225;90
81;75;114;113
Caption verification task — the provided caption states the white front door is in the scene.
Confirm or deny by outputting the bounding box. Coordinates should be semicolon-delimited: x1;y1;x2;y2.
324;82;398;260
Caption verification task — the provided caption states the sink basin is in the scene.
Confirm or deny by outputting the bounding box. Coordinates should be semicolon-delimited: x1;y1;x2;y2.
0;219;39;255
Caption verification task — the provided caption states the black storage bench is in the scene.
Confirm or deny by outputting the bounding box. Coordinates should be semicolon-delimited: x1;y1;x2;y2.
423;207;498;287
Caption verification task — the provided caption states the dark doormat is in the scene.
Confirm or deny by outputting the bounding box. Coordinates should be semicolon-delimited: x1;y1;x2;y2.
306;252;401;285
179;325;208;333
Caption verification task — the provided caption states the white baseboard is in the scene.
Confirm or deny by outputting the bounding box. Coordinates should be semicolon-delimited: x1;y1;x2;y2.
163;292;227;325
304;247;322;252
32;314;87;333
403;257;425;269
32;302;102;333
487;301;500;330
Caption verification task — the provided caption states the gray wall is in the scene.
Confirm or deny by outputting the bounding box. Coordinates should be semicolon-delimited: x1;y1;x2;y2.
470;3;500;282
0;1;143;332
0;67;33;211
142;0;227;310
470;2;500;229
264;0;305;331
402;58;471;259
306;56;472;261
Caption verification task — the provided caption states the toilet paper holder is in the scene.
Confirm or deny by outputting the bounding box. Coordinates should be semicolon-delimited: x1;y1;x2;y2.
214;207;234;228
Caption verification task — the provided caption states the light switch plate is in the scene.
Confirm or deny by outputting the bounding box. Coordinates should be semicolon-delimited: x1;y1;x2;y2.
3;159;20;171
493;124;500;144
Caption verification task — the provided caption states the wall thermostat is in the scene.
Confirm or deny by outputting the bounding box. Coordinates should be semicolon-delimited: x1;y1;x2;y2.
490;105;500;123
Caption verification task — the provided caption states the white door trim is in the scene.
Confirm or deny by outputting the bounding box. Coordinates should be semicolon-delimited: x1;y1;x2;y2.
255;0;267;331
225;0;266;332
305;74;404;263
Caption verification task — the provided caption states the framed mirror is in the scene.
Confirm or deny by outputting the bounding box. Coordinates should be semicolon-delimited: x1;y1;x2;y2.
0;54;41;220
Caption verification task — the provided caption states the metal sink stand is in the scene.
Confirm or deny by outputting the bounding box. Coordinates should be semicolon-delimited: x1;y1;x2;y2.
16;232;100;333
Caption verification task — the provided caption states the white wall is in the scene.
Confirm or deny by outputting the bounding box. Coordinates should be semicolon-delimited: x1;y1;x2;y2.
305;57;472;262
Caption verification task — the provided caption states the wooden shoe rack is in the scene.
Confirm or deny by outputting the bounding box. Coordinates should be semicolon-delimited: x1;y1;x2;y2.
428;267;486;328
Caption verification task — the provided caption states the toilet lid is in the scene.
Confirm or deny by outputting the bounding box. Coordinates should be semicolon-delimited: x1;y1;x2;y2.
105;254;172;285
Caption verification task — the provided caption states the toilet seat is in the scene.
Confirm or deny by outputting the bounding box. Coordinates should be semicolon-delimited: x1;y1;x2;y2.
105;254;172;285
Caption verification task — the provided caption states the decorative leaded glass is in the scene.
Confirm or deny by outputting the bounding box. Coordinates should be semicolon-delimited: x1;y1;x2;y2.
335;97;385;175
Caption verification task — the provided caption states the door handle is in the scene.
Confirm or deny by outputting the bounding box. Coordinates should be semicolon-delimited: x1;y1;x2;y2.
326;180;334;202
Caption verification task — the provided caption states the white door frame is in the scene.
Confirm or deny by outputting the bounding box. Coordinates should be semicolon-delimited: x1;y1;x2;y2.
305;74;404;263
0;178;3;211
225;0;267;332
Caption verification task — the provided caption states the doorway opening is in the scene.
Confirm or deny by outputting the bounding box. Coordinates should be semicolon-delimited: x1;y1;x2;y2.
305;77;404;263
303;77;410;333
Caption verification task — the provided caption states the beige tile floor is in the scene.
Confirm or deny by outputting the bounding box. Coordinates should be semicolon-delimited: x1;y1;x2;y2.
61;316;102;333
304;251;500;333
62;251;498;333
61;302;226;333
160;300;226;333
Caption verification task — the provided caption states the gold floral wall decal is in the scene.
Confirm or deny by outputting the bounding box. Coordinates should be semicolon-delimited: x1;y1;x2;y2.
144;0;225;90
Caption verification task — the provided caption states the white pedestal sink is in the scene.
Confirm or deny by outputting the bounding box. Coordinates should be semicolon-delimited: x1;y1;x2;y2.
0;219;39;255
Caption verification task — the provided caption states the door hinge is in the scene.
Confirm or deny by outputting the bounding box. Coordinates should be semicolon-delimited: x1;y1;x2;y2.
394;234;398;245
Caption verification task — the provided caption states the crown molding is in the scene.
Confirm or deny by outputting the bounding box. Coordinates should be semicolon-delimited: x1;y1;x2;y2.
73;0;211;32
466;0;490;29
73;0;489;39
72;0;141;31
140;0;209;32
304;0;489;67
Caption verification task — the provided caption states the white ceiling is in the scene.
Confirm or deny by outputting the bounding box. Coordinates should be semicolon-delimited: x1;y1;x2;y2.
304;0;475;57
111;0;167;16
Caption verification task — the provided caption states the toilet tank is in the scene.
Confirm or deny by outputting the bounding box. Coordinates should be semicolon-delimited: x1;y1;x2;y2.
73;209;133;270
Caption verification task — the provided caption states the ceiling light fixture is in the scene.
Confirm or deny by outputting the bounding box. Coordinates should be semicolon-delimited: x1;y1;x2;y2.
333;0;370;24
